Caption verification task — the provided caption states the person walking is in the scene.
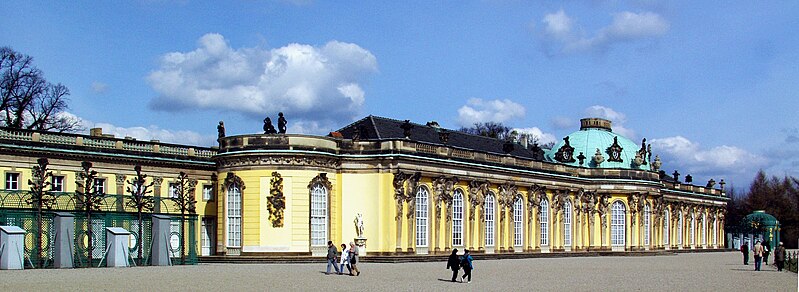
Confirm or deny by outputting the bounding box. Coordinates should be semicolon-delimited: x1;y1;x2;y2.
762;240;770;265
339;243;352;275
349;242;361;276
774;242;786;272
459;249;473;283
740;241;749;265
446;249;460;282
753;240;764;271
326;241;341;275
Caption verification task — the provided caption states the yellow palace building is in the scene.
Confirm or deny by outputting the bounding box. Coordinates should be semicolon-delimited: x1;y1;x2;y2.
0;116;727;259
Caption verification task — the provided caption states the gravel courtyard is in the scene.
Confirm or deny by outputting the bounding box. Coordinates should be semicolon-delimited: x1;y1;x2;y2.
1;252;795;291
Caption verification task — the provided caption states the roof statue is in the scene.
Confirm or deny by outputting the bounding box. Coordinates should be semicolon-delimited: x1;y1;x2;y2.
263;117;277;134
277;112;287;134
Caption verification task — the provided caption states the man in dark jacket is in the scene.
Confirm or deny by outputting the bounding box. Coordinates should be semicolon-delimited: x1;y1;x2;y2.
326;241;340;275
446;249;460;282
774;242;786;272
740;241;749;265
460;249;473;283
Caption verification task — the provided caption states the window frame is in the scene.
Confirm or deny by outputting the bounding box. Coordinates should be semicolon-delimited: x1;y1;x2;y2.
226;183;242;247
539;198;549;246
563;200;572;247
415;186;429;247
51;175;65;192
5;172;20;190
202;184;214;202
484;193;495;247
611;201;626;247
309;183;329;247
452;189;464;247
513;197;523;247
93;177;106;194
644;204;651;246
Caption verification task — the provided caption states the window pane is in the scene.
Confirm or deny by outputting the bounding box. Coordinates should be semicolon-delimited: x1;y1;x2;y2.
416;188;428;247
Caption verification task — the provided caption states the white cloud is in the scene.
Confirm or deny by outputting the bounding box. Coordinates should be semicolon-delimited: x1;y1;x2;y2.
147;33;378;133
457;98;526;127
91;81;108;94
550;116;575;130
650;136;768;182
61;112;217;146
538;10;669;55
584;105;636;138
513;127;557;146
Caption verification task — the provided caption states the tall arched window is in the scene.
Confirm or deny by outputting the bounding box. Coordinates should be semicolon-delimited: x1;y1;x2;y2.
713;217;718;246
690;213;696;246
539;198;549;246
513;197;523;247
416;187;429;247
310;183;328;246
644;204;651;246
563;200;572;247
663;209;670;246
226;183;242;247
484;193;495;247
611;201;626;247
702;214;707;245
452;190;464;246
678;212;683;246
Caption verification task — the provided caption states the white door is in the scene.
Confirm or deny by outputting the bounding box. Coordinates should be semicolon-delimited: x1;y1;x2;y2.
201;218;215;256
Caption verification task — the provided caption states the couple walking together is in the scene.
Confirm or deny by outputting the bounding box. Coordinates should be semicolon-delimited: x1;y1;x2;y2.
446;249;474;283
326;241;361;276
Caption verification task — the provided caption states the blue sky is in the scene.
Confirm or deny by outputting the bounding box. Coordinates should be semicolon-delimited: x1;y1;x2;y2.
1;1;797;188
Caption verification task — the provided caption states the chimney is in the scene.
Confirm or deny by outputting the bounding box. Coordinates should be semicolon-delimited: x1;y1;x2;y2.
90;128;103;137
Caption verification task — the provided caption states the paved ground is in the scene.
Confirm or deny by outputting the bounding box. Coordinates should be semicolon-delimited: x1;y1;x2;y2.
1;252;796;291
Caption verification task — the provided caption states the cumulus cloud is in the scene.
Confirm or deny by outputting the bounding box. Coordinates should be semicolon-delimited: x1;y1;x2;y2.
513;127;557;146
584;105;636;138
538;10;669;55
550;116;575;130
456;98;526;127
650;136;768;184
148;33;378;134
60;112;216;146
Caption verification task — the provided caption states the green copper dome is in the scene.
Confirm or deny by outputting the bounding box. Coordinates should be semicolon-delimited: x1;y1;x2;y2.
546;118;650;170
743;210;779;227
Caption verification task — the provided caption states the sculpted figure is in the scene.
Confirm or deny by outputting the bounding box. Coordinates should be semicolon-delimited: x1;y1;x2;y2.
217;121;225;139
354;213;365;238
405;172;422;218
264;117;277;134
393;172;408;220
277;112;287;134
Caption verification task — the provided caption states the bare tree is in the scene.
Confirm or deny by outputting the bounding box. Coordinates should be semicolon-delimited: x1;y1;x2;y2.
125;165;154;263
75;161;105;267
26;157;56;268
172;172;197;264
0;47;82;132
458;122;515;140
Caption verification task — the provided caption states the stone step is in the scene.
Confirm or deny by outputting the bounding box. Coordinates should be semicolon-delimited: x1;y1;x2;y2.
199;249;729;264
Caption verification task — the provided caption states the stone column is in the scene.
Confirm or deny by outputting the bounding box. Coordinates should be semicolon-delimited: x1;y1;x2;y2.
153;176;163;213
407;212;415;253
445;203;452;252
433;203;440;253
498;208;505;252
115;174;126;212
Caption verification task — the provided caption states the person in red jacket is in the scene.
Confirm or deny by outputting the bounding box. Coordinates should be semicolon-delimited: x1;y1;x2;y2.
740;241;749;265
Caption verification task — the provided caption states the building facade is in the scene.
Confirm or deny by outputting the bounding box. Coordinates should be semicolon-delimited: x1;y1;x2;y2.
0;116;728;257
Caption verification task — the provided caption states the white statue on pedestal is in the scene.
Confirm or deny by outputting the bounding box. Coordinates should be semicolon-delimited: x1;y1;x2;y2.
354;213;365;238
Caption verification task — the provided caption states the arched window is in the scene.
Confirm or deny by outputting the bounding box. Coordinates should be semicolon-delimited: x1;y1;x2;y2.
513;197;523;247
678;212;683;246
310;183;328;246
564;200;572;247
663;209;670;246
416;187;429;247
226;183;242;247
611;201;626;247
484;193;495;247
539;198;549;246
452;190;464;246
644;204;651;246
690;213;696;246
713;217;718;246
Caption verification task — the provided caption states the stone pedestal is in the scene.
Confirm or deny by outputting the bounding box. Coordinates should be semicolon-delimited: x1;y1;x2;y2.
354;237;367;256
151;215;172;266
0;226;26;270
54;212;75;268
105;227;131;267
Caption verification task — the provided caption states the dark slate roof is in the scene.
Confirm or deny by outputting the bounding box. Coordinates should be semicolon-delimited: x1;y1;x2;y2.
335;115;540;159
